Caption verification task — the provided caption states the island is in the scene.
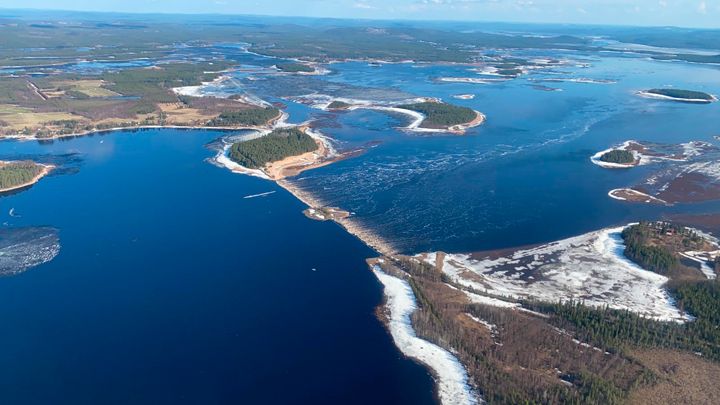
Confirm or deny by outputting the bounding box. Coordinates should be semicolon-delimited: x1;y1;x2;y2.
229;127;318;169
327;101;351;110
396;101;485;132
303;206;351;221
0;160;53;193
638;88;717;103
598;149;636;165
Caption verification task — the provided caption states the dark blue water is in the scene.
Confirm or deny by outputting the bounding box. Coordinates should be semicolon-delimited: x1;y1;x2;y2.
0;130;436;404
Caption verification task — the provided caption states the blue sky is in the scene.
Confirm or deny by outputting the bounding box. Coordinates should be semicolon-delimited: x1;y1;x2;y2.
2;0;719;28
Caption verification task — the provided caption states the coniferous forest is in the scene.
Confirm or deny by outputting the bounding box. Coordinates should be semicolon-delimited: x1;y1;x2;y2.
229;128;318;169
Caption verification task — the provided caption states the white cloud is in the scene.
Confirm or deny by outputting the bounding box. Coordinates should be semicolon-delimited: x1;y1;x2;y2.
697;1;707;13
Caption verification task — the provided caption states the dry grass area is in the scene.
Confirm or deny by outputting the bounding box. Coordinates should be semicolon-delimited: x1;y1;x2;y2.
628;349;720;405
50;80;121;98
375;256;647;404
0;104;86;130
158;103;217;125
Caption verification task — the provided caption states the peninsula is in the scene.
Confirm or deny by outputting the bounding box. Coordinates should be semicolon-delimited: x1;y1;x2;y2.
0;161;53;193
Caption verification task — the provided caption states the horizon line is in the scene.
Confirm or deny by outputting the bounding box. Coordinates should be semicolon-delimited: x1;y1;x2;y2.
1;7;719;31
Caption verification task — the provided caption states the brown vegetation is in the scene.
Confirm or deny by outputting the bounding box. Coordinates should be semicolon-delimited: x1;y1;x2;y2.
374;256;650;404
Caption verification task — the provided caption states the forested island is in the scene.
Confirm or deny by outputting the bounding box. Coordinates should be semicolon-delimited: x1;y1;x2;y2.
0;161;51;192
327;101;351;110
599;149;636;165
397;101;478;129
640;89;717;103
207;107;280;127
229;128;318;169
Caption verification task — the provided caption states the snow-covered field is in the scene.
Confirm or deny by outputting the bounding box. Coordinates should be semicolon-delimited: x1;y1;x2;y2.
421;226;691;322
373;267;479;405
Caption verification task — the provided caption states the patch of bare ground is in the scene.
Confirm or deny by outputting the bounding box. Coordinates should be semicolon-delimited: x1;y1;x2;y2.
627;349;720;405
657;172;720;204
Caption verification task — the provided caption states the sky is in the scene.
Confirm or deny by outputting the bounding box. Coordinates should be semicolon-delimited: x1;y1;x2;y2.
2;0;719;28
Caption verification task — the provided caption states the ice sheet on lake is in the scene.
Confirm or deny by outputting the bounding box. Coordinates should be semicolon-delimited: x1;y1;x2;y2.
0;227;60;276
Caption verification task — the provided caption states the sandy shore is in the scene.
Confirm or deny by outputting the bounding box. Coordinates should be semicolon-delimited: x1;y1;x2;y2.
264;136;335;180
0;163;54;193
448;110;486;134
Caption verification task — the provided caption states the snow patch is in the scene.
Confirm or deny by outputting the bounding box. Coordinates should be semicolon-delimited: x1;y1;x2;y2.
373;267;479;405
424;226;689;322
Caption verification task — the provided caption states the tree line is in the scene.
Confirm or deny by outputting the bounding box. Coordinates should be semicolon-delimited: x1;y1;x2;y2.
398;101;476;128
208;107;279;127
0;161;43;189
599;149;635;164
229;127;317;169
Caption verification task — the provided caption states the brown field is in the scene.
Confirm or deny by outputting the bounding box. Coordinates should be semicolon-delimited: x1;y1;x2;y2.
49;80;121;98
0;104;86;130
628;349;720;405
158;103;217;125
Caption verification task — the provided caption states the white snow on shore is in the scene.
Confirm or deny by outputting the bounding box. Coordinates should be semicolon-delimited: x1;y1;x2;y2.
679;251;718;280
437;77;506;84
590;140;708;170
373;267;479;405
425;226;690;322
212;135;271;180
590;141;640;169
295;94;483;133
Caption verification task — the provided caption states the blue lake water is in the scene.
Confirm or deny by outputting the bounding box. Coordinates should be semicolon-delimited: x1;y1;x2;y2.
0;131;436;404
1;40;720;404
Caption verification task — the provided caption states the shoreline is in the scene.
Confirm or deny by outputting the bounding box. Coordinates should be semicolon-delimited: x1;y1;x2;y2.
276;180;398;256
297;95;486;135
608;188;669;205
429;225;690;323
346;104;485;135
590;141;641;169
0;121;284;143
371;262;479;405
0;163;54;193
